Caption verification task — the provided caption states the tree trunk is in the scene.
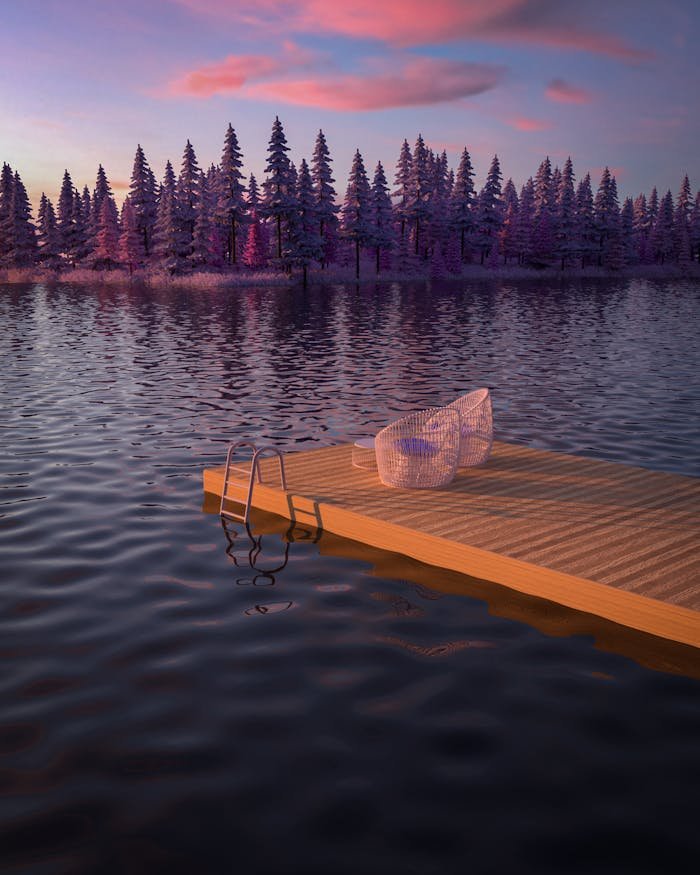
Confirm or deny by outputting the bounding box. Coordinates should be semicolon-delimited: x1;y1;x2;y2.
303;263;308;288
460;228;465;261
415;220;420;256
230;218;237;265
277;215;282;260
355;240;360;280
376;246;380;274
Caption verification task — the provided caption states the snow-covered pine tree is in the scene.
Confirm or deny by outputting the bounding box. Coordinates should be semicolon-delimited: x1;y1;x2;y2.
370;161;394;274
37;194;61;268
475;154;503;264
392;139;412;242
119;197;143;275
406;134;433;257
311;129;339;268
176;140;201;264
216;124;247;266
450;148;476;263
93;193;120;269
128;144;157;260
287;158;323;287
575;173;595;268
57;169;77;266
341;149;373;280
555;156;578;269
261;116;295;262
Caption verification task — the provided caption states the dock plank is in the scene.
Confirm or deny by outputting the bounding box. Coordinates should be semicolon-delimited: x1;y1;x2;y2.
203;441;700;649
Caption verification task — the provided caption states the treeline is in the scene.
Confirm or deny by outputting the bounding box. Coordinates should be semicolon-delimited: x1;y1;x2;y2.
1;117;699;282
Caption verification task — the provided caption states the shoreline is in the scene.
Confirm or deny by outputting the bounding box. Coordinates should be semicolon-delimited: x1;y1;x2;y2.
2;262;699;289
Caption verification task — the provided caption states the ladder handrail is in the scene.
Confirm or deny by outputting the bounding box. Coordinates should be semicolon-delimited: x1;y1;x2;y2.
220;440;287;525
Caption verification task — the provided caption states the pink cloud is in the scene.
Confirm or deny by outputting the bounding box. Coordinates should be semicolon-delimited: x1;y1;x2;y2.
172;0;652;61
247;58;505;111
167;40;318;97
546;78;594;104
507;116;552;132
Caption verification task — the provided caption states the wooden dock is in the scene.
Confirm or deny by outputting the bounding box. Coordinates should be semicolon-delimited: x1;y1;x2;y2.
202;442;700;651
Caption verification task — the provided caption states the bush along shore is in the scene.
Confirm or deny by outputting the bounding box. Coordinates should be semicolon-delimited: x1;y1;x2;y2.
2;118;699;287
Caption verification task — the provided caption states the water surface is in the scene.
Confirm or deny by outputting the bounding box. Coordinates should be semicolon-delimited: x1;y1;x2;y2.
1;278;699;874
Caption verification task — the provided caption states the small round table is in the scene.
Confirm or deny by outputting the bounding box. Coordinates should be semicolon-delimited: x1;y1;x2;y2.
352;437;377;470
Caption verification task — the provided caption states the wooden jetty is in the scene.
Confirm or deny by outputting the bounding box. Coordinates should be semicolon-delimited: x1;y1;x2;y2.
203;442;700;652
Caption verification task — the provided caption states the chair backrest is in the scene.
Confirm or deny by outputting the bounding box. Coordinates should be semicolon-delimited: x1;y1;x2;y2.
375;406;460;488
447;388;493;466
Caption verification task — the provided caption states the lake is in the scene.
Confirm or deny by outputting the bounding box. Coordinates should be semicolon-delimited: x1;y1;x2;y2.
1;277;699;874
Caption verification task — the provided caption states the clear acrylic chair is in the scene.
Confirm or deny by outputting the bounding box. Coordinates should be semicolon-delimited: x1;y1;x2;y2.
448;387;493;467
374;406;461;488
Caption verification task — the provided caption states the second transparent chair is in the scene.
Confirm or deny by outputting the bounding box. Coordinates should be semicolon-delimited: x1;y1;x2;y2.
374;406;461;488
448;387;493;467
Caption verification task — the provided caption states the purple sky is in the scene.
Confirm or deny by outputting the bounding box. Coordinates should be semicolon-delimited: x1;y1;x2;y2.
2;0;698;209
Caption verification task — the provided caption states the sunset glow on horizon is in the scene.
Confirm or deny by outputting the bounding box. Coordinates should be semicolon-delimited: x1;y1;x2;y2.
2;0;698;208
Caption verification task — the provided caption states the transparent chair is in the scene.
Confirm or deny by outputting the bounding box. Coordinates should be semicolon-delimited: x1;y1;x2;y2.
448;387;493;467
374;406;461;488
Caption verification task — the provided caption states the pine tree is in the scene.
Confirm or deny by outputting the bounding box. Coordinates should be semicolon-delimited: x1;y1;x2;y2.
594;168;620;266
0;162;14;265
620;197;636;265
429;150;450;257
575;173;595;268
57;169;77;265
341;149;373;280
287;158;323;286
216;123;247;266
261;116;295;261
37;194;60;268
311;129;339;268
632;194;650;262
450;146;475;261
392;139;412;241
555;156;578;269
406;134;432;257
93;194;120;269
475;154;503;264
673;174;692;262
119;196;143;275
517;178;535;265
4;172;37;267
176;140;201;263
128;144;157;259
370;161;394;274
91;164;113;246
690;192;700;263
72;187;90;263
532;156;554;263
650;190;675;264
152;161;185;273
499;179;519;264
242;210;268;270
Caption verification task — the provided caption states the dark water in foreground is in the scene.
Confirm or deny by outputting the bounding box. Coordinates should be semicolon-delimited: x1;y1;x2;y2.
1;278;699;874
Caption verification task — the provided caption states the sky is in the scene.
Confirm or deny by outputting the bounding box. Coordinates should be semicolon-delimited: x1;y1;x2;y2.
1;0;698;210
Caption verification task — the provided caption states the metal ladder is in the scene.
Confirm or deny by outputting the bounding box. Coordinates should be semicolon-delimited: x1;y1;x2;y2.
219;440;287;525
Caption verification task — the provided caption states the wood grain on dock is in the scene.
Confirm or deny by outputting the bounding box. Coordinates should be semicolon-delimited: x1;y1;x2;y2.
203;442;700;649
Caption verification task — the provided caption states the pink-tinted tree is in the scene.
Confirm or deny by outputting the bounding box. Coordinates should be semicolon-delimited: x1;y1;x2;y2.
261;117;295;262
3;171;37;267
450;147;475;262
176;140;202;263
370;161;395;273
555;157;578;269
128;144;157;259
532;156;555;263
575;173;596;268
287;158;323;286
93;193;120;269
474;154;503;264
392;139;412;243
119;196;143;275
216;124;247;266
311;129;339;268
406;134;433;257
37;193;61;268
341;149;373;280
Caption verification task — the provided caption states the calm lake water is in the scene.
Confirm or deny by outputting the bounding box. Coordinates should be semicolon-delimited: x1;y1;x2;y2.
1;278;699;874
